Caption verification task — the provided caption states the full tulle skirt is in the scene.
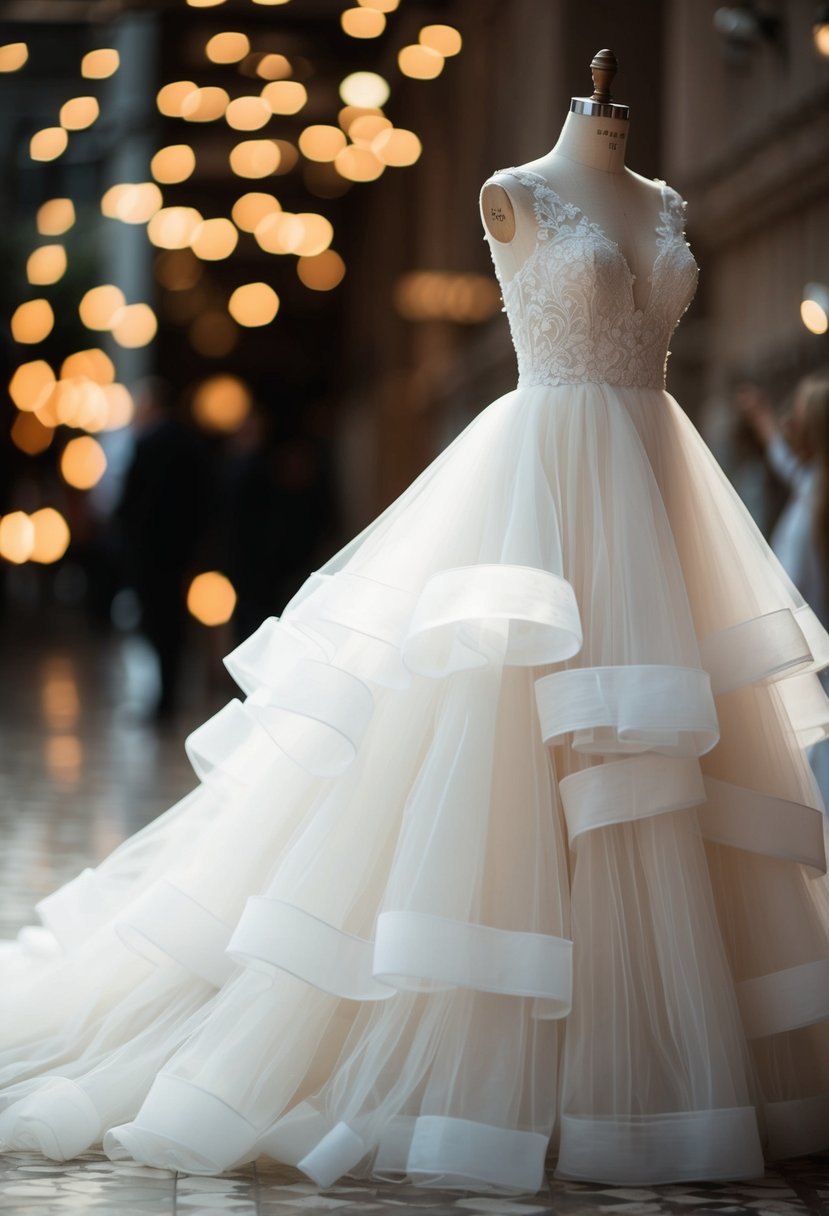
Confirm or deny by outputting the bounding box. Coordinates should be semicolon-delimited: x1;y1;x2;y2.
2;380;828;1191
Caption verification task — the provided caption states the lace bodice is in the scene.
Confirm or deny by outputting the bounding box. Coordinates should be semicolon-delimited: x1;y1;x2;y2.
481;167;699;391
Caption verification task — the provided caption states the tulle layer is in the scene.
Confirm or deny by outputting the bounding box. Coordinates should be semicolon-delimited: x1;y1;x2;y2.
2;381;829;1191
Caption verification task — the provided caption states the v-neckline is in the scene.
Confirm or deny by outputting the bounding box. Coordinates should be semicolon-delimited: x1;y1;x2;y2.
496;166;672;316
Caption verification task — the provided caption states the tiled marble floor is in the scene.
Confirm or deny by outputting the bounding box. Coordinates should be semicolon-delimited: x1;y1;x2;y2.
1;609;828;1214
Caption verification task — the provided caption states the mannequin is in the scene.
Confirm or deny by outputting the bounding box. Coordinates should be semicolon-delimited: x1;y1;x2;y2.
480;50;666;315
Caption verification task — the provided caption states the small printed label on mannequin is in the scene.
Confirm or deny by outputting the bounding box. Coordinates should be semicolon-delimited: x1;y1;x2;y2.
596;129;626;138
489;206;507;224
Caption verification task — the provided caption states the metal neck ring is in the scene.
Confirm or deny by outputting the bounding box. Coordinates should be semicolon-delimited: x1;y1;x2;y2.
570;97;630;121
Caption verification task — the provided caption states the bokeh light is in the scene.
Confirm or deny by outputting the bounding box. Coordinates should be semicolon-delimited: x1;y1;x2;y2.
30;508;71;563
228;282;279;326
151;144;196;184
206;31;250;63
81;48;120;78
11;299;55;344
60;436;107;490
9;360;55;411
30;128;68;162
229;139;280;178
157;80;197;117
27;245;67;286
37;198;75;235
357;0;398;10
261;80;307;114
147;206;204;248
339;71;389;108
372;127;422;166
226;96;272;130
111;303;158;348
60;96;100;130
334;144;383;181
419;24;462;56
101;182;163;223
187;571;237;625
398;44;444;79
10;412;53;456
0;43;28;73
181;86;229;121
0;512;35;564
192;374;251;430
297;249;346;291
190;217;239;260
257;53;291;79
79;285;126;330
299;124;346;161
232;192;280;231
155;248;204;290
61;348;115;384
341;8;386;38
349;113;391;145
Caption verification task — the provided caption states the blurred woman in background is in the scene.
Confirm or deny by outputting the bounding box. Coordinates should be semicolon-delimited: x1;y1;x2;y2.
737;369;829;810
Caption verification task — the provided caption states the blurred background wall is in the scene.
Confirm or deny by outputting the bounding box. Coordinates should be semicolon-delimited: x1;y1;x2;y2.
0;0;827;711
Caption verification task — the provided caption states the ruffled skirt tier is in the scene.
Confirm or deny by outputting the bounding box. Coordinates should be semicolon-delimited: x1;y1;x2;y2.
1;381;828;1191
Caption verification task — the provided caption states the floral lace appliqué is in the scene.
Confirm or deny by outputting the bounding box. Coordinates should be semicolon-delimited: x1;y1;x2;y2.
482;167;699;390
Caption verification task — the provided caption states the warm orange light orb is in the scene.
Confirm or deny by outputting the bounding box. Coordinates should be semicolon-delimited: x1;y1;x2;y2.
187;571;237;625
0;512;35;564
79;285;126;330
11;299;55;344
37;198;75;235
30;508;71;563
297;250;346;292
82;48;120;78
190;217;239;260
30;127;68;162
9;360;55;411
60;436;108;490
151;144;196;184
228;282;279;326
60;96;100;130
192;374;251;431
27;245;67;286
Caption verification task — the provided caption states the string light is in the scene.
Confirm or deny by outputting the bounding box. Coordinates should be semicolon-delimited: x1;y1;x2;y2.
357;0;398;9
272;139;299;173
334;144;384;181
254;212;299;254
349;114;391;145
101;182;163;223
61;349;115;385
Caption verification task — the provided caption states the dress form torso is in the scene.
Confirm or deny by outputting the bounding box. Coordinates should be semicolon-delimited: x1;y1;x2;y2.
480;110;667;315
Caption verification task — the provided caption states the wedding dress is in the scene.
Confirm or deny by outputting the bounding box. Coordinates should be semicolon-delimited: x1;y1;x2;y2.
2;165;829;1194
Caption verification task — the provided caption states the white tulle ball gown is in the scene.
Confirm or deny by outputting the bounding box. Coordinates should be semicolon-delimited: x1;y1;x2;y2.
2;164;829;1194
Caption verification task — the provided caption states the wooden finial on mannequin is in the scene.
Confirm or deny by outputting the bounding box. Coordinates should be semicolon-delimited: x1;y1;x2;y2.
589;49;618;104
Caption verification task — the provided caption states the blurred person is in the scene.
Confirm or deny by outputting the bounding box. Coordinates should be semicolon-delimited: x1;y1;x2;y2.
736;369;829;809
115;376;212;720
